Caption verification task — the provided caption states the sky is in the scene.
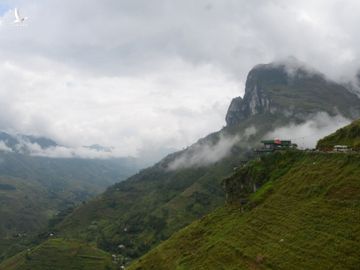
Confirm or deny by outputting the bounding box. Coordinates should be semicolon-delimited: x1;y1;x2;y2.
0;0;359;159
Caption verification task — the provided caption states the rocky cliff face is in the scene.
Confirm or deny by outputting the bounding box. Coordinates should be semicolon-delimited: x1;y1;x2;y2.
226;63;360;126
226;64;288;125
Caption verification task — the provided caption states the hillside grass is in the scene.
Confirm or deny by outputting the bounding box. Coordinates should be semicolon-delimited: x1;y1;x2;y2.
0;152;139;262
54;154;242;259
0;238;116;270
53;113;303;260
129;152;360;270
51;116;360;264
317;119;360;150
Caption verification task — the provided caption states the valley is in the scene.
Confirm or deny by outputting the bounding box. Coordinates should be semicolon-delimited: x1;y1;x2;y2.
2;2;360;269
0;134;140;261
1;62;360;270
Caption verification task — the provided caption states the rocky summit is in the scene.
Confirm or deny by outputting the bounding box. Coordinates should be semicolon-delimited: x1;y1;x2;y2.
226;62;360;126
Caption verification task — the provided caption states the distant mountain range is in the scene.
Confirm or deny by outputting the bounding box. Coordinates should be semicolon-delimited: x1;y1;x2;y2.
0;132;142;261
84;144;114;152
0;131;58;153
0;131;118;158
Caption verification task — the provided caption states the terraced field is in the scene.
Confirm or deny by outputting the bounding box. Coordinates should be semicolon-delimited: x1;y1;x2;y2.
0;238;116;270
129;152;360;270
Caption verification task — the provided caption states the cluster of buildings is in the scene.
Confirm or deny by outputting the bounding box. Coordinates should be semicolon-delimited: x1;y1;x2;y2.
256;139;297;153
256;139;352;153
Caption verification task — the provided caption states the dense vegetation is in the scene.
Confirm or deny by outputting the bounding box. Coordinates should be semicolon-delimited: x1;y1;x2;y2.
0;239;116;270
54;151;245;259
129;151;360;270
52;115;282;261
0;152;139;261
317;119;360;150
40;64;360;263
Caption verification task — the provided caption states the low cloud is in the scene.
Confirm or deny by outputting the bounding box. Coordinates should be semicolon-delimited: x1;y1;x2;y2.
168;134;240;170
0;60;239;159
0;141;13;152
264;112;351;149
167;125;258;170
23;142;119;159
243;125;257;139
0;134;124;159
268;57;324;79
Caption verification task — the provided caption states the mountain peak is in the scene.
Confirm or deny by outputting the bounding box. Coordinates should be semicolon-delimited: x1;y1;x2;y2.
0;131;58;154
84;144;113;152
226;61;360;126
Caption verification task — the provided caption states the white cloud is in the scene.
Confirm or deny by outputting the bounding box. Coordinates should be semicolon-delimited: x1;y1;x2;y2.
0;0;359;158
22;142;118;159
0;141;13;152
168;135;240;170
243;126;257;139
264;112;351;149
0;59;239;158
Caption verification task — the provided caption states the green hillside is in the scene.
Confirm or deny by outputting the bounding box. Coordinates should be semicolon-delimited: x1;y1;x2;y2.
317;119;360;150
0;152;139;261
53;114;290;260
129;151;360;270
54;148;245;259
0;175;53;260
0;238;116;270
51;63;360;263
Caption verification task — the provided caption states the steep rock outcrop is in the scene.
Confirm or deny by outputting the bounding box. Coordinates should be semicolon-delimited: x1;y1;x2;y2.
226;63;360;126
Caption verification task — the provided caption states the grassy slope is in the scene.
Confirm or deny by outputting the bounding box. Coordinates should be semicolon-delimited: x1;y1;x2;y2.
0;176;52;260
0;153;139;261
317;119;360;150
0;238;116;270
52;116;360;263
47;64;360;264
129;152;360;270
55;153;243;258
53;111;301;260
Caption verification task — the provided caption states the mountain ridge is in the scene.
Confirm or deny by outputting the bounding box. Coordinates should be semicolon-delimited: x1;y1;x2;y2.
47;61;360;263
0;131;58;153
